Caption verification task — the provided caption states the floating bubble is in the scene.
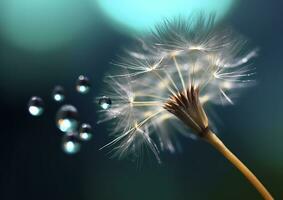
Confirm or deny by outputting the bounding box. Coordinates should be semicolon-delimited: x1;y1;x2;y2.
52;86;65;102
28;96;44;116
79;123;92;141
56;105;79;133
62;132;81;154
76;75;90;94
99;96;112;110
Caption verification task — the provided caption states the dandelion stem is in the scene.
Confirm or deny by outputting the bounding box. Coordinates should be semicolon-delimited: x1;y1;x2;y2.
204;131;273;200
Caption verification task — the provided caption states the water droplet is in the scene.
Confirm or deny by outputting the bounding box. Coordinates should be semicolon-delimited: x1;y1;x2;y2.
79;123;92;141
62;133;80;154
56;105;79;133
99;96;112;110
52;86;65;102
76;75;90;94
28;96;44;116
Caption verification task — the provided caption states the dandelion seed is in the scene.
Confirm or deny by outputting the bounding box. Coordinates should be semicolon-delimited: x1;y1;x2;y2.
98;15;273;199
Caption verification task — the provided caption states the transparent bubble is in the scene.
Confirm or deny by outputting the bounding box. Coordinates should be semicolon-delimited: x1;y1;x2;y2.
56;105;79;133
28;96;44;116
76;75;90;94
79;123;92;141
52;86;65;102
99;96;112;110
62;132;80;154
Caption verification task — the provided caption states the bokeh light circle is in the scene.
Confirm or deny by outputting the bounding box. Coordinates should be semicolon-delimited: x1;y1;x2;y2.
95;0;235;34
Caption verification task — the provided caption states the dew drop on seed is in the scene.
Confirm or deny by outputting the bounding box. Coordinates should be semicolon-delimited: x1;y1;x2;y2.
52;86;65;102
99;96;112;110
28;96;44;116
76;75;90;94
62;132;80;154
56;105;79;133
79;123;92;141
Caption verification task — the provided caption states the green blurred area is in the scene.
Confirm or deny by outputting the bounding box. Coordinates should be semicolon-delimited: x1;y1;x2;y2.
0;0;96;51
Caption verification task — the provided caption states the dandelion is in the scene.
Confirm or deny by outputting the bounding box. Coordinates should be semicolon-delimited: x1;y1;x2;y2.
97;16;273;199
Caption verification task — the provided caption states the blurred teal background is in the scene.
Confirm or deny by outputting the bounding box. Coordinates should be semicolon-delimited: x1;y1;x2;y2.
0;0;96;51
1;0;283;200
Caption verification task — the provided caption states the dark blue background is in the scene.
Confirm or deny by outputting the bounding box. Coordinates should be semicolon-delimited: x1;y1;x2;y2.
1;0;282;199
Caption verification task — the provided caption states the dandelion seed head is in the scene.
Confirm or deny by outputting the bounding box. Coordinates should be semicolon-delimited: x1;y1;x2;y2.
98;15;256;162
